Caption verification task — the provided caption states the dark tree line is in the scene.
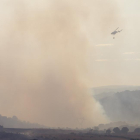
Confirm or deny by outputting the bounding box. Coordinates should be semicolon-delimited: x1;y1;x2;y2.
106;127;129;135
106;127;140;135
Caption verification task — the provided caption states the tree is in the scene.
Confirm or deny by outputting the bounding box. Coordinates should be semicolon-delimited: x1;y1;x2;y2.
134;128;140;134
121;127;129;134
94;126;99;130
12;116;18;121
113;127;121;134
0;125;3;132
106;129;111;135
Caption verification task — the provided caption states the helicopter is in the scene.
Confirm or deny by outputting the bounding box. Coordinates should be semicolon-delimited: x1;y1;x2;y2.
111;27;123;39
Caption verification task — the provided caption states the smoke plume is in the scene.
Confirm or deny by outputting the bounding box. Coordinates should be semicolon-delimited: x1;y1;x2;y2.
0;0;119;128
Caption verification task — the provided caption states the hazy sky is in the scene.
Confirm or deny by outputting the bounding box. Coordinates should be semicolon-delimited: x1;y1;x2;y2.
89;0;140;87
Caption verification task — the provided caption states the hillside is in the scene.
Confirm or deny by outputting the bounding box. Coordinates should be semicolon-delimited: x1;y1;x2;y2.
0;115;45;128
92;85;140;100
95;90;140;124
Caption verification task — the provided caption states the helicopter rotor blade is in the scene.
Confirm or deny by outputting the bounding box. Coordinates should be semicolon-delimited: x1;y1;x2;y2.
115;27;119;31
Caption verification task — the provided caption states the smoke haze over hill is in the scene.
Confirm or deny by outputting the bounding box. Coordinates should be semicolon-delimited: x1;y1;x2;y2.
95;90;140;124
0;115;44;128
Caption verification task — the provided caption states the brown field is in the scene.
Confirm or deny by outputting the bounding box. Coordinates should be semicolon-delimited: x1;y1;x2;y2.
33;134;128;140
3;128;140;140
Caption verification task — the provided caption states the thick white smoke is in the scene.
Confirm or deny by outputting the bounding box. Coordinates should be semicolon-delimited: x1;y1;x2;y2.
0;0;119;128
